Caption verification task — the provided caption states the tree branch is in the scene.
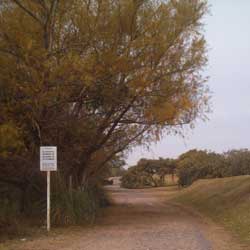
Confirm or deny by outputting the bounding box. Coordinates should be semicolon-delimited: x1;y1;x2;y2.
11;0;43;25
88;125;150;179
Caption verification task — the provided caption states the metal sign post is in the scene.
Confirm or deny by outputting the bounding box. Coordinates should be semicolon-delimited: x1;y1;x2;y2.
47;171;51;232
40;146;57;232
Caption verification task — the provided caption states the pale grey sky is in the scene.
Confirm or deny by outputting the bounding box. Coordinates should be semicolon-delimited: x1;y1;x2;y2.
127;0;250;166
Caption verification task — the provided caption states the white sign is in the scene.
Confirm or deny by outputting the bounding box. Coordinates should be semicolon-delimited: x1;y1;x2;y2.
40;146;57;232
40;146;57;171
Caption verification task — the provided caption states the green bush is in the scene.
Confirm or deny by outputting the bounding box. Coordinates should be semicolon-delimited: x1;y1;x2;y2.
0;175;110;237
51;189;98;225
121;158;177;189
121;171;153;189
123;149;250;189
175;149;250;187
177;150;226;187
121;166;166;189
45;176;110;226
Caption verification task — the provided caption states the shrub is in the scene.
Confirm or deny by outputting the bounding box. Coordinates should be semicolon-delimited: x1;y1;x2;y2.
121;170;153;189
177;150;228;187
121;163;171;189
0;174;110;237
224;149;250;176
51;189;98;225
121;158;177;189
46;176;110;226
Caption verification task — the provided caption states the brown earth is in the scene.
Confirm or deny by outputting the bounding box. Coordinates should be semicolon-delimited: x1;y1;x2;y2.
4;182;248;250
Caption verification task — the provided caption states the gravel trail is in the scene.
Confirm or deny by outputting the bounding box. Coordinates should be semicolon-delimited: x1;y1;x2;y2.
8;183;247;250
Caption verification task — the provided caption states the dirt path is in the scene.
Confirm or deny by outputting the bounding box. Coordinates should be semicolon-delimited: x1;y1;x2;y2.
6;184;247;250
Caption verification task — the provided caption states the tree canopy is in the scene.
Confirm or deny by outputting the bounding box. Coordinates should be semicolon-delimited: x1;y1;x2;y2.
0;0;209;192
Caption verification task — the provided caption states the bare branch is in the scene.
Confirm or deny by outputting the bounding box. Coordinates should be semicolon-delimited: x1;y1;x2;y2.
11;0;43;25
89;125;150;179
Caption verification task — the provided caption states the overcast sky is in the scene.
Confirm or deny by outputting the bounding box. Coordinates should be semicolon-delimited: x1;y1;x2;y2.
127;0;250;166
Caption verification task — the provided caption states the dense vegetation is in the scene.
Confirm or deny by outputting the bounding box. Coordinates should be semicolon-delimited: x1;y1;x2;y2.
173;176;250;244
0;0;209;234
121;158;176;188
122;148;250;188
108;158;126;177
177;149;250;186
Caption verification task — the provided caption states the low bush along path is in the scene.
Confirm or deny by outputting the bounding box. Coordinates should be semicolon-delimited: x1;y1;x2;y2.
6;181;247;250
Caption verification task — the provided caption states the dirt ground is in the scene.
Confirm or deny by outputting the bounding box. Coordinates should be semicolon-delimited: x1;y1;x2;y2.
5;182;248;250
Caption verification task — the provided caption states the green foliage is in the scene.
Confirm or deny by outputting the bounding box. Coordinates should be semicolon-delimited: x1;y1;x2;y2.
123;148;250;189
177;150;225;186
51;188;103;226
224;149;250;176
177;149;250;187
121;166;156;189
109;158;126;177
121;158;177;188
0;175;109;236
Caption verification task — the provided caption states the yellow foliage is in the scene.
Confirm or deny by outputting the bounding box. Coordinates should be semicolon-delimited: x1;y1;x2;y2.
0;0;209;186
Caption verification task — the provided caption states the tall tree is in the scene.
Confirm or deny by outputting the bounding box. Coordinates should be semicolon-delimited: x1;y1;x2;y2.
0;0;209;190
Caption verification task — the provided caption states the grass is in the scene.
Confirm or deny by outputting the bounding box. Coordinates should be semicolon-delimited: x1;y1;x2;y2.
173;175;250;244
